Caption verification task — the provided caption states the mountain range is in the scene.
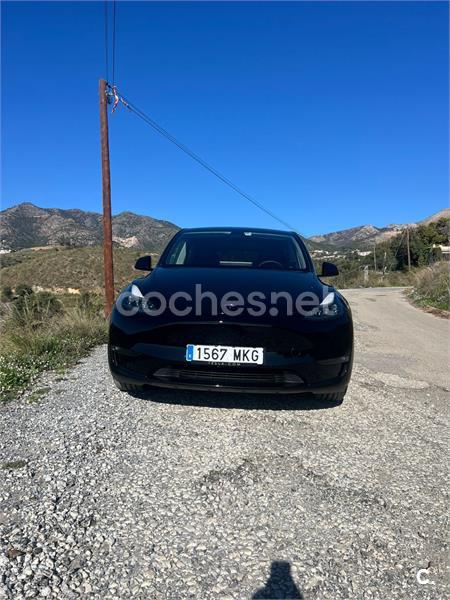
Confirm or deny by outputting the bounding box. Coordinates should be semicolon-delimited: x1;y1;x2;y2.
0;202;448;252
309;208;449;247
0;203;179;252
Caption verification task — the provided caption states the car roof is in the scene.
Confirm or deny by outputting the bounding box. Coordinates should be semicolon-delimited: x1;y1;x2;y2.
178;226;296;235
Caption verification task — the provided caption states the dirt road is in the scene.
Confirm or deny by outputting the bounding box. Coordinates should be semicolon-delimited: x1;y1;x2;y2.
0;288;448;599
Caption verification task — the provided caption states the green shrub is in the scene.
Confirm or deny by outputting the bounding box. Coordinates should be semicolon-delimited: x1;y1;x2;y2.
15;284;33;297
10;291;62;328
77;291;103;317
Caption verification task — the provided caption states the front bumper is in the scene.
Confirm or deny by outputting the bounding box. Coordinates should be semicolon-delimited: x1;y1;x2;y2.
109;313;353;394
108;340;353;395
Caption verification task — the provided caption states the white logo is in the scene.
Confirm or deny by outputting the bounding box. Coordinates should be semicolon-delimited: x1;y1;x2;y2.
416;568;434;585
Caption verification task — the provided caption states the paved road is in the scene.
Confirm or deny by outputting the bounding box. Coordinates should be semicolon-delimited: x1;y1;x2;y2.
0;288;448;599
347;287;449;391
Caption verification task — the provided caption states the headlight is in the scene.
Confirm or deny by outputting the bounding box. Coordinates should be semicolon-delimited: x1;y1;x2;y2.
127;283;145;308
116;284;145;315
306;291;343;318
116;285;164;316
130;284;144;302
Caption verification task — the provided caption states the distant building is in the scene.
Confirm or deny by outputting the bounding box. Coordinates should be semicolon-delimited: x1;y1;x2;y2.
432;244;450;261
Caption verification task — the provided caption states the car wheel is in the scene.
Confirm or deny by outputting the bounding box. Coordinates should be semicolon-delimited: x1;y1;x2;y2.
314;390;346;405
113;379;145;395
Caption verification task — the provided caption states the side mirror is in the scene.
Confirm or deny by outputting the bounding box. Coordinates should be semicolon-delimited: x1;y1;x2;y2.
321;261;339;277
134;255;152;271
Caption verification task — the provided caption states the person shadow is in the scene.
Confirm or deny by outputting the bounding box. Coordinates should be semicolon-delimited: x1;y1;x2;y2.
252;561;303;599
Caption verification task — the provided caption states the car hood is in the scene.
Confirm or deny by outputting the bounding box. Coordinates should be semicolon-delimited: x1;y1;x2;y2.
134;266;328;304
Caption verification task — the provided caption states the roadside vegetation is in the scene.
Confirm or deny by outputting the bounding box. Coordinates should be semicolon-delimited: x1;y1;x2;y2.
0;246;156;401
409;262;449;312
0;287;107;402
326;267;417;290
374;217;448;270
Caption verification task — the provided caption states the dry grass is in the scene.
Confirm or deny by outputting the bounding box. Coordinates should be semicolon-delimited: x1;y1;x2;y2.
410;262;449;311
0;246;158;293
325;268;417;289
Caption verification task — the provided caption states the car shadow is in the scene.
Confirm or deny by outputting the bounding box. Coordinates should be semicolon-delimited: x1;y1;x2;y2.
128;386;339;411
252;561;303;599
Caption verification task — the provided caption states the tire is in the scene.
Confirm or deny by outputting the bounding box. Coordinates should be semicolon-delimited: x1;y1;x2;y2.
313;390;346;405
113;379;145;395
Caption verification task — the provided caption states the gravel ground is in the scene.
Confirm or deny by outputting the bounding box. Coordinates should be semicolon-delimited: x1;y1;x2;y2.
0;288;448;599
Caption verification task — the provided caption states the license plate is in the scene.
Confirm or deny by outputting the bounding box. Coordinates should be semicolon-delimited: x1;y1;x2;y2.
186;344;264;364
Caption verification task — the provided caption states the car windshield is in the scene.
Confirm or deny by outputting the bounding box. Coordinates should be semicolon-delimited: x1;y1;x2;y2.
163;231;309;270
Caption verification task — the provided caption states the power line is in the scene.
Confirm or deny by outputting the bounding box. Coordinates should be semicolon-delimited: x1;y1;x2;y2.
110;86;302;234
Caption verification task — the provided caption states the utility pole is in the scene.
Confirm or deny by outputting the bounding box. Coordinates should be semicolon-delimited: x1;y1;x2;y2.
373;242;377;272
406;227;411;270
99;79;115;317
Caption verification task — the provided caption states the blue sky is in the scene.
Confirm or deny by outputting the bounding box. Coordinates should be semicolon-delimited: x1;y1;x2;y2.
2;1;448;236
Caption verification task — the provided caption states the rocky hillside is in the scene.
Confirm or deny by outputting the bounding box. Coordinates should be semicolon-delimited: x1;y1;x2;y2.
2;202;448;252
0;203;179;251
309;208;450;248
418;208;450;226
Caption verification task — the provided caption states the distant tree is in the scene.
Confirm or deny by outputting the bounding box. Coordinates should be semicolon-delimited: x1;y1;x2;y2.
387;218;449;270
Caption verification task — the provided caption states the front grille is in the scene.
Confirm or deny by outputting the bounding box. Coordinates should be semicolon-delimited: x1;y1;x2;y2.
144;324;311;355
153;367;303;388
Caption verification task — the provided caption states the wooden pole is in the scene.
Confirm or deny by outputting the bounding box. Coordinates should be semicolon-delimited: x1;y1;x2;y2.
99;79;115;316
373;242;377;272
406;227;411;270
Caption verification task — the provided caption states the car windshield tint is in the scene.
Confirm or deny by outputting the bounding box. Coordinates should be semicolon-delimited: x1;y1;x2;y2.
163;231;308;270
